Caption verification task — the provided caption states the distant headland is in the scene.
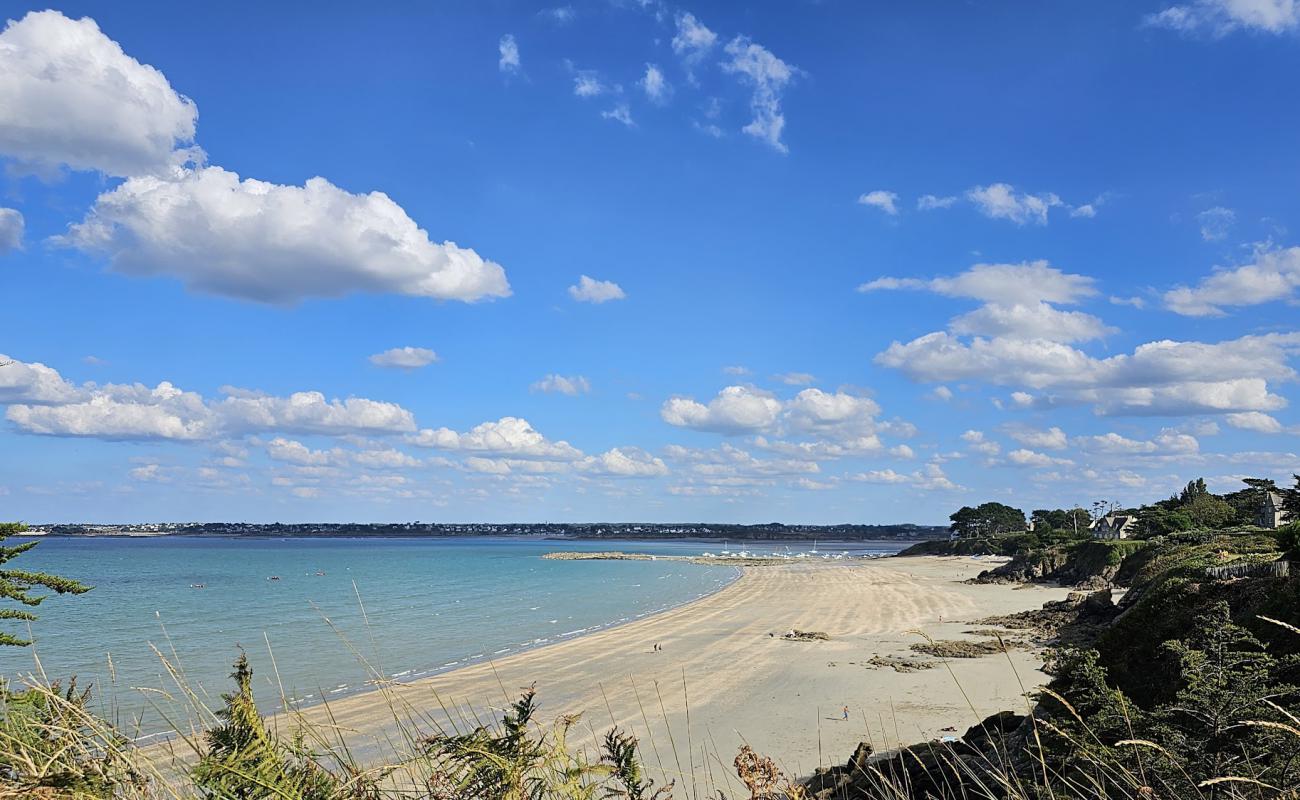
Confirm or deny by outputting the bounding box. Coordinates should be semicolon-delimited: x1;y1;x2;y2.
23;521;947;540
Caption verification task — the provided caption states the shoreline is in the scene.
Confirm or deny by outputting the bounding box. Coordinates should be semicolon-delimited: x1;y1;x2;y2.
130;561;745;747
147;555;1073;784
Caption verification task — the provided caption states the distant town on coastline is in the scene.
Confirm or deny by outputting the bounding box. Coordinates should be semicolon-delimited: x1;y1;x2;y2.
22;521;950;540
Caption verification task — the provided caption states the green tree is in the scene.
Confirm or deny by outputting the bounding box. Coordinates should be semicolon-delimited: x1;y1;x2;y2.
0;522;90;647
1283;474;1300;519
948;503;1025;538
1147;603;1300;792
193;653;339;799
1222;477;1277;526
1182;492;1237;530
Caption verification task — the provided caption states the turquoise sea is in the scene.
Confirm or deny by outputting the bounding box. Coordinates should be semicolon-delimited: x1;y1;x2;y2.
0;536;901;737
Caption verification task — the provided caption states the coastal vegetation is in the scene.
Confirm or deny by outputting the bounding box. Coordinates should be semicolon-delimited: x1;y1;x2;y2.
0;521;89;648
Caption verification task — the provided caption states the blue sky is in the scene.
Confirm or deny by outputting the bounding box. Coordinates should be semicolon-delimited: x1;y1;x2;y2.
2;0;1299;524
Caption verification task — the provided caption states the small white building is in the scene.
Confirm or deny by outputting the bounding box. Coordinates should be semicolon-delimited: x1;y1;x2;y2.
1258;491;1292;530
1092;513;1137;540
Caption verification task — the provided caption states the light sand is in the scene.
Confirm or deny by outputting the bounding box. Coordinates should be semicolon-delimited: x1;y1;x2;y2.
155;555;1072;789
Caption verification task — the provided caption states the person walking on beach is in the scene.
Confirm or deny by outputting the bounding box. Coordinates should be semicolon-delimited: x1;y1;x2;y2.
842;705;849;721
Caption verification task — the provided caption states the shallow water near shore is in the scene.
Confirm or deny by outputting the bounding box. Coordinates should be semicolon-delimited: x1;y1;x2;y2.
0;535;901;737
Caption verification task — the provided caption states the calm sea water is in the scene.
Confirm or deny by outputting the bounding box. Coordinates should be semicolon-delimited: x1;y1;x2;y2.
0;536;901;736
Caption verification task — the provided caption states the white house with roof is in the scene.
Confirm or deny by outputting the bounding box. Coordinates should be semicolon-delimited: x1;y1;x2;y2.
1257;491;1292;530
1091;513;1138;540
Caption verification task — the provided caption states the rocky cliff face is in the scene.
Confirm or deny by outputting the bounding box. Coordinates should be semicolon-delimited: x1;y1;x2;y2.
971;541;1142;588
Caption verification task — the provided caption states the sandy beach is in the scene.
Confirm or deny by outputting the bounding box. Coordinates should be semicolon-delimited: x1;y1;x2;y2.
154;555;1072;788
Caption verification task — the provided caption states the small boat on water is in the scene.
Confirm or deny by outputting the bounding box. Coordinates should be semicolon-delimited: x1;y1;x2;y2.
267;575;281;581
190;583;205;589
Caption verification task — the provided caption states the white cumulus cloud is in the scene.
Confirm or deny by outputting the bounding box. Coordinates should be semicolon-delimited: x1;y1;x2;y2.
58;166;510;305
568;275;626;303
369;347;439;369
407;417;583;460
1163;246;1300;317
967;183;1063;225
661;385;783;434
0;10;199;177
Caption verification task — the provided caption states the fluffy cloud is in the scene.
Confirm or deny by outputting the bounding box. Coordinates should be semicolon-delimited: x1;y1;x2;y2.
671;12;717;62
0;355;80;404
1008;426;1069;450
580;447;668;477
59;165;511;305
783;389;881;437
720;36;798;153
216;390;416;435
966;183;1062;225
1225;411;1284;433
568;275;626;303
369;347;439;369
876;332;1300;416
665;443;820;488
0;10;198;177
267;437;345;466
662;385;893;458
407;417;583;460
1146;0;1300;34
2;357;417;440
1074;430;1201;455
7;381;215;440
848;462;960;491
531;374;591;396
859;261;1097;306
640;64;671;103
498;34;520;74
949;302;1114;343
861;262;1109;343
0;209;23;252
661;385;782;434
858;190;899;215
1007;449;1073;467
1163;246;1300;317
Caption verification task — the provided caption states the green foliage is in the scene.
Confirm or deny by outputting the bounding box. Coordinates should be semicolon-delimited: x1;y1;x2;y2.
0;677;144;798
1030;508;1090;535
948;502;1026;538
192;653;341;800
1182;491;1238;530
1037;604;1300;798
1144;603;1300;790
1276;521;1300;556
0;522;91;647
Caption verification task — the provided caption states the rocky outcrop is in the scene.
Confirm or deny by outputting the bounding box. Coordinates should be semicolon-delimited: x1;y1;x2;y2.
803;711;1028;799
976;588;1119;649
970;541;1143;588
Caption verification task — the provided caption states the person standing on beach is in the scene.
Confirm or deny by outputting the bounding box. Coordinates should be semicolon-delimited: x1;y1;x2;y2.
842;705;849;721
